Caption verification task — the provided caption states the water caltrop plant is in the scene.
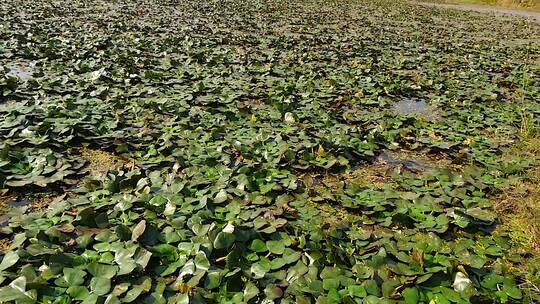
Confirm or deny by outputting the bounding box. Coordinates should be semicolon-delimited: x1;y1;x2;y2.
0;0;539;303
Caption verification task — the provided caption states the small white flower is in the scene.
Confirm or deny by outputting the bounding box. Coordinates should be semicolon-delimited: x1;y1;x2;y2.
284;112;295;123
90;68;105;81
38;264;50;272
453;272;472;292
21;128;34;137
164;202;176;216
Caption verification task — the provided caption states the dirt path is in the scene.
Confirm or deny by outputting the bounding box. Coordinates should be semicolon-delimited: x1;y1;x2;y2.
415;2;540;20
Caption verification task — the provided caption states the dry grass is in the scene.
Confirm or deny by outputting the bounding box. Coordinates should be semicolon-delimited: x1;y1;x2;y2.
497;184;540;254
27;193;64;211
493;0;540;10
304;199;359;227
301;149;458;191
494;136;540;301
299;149;460;226
0;238;11;252
0;194;17;215
0;196;15;253
0;192;63;214
79;147;124;176
496;136;540;254
381;149;462;170
0;193;64;253
342;164;392;188
429;0;540;10
493;0;539;10
297;160;392;226
298;162;391;195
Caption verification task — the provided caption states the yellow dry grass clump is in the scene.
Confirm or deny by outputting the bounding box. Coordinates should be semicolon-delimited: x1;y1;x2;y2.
494;0;540;9
495;136;540;300
79;147;123;176
496;136;540;254
433;0;540;10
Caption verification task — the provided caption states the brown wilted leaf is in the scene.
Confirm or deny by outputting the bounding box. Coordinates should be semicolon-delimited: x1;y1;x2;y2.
412;248;424;268
65;238;77;247
56;223;75;233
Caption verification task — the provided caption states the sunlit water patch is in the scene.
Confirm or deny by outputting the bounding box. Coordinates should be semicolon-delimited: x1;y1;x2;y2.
4;62;36;81
392;98;438;120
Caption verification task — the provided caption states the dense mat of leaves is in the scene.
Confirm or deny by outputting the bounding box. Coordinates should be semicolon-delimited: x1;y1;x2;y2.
0;0;539;303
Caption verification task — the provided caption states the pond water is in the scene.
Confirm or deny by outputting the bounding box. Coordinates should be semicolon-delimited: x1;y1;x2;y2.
8;199;28;207
376;151;428;172
0;199;29;226
4;62;35;81
392;98;437;120
0;215;7;227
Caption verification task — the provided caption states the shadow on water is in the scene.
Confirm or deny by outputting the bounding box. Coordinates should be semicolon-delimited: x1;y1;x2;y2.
1;199;29;227
376;151;429;173
8;200;28;207
0;215;8;227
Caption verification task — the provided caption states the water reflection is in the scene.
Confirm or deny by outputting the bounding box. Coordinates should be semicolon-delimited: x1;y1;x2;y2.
4;62;35;81
392;98;437;120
